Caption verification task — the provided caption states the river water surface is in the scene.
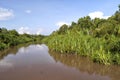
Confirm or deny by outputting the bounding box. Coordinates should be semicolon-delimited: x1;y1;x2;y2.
0;44;119;80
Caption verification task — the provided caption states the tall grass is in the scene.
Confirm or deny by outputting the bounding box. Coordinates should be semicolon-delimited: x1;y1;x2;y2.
42;30;120;65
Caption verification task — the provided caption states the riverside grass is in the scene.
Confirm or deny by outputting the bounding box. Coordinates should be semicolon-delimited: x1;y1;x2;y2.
42;30;120;65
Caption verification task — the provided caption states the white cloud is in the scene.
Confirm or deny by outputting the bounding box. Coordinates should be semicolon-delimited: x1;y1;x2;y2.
56;21;70;27
17;27;43;35
36;44;48;51
36;28;43;35
88;11;110;19
18;27;30;34
25;10;32;14
0;7;14;20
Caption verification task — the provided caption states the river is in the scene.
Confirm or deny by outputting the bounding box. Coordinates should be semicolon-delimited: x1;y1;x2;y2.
0;44;119;80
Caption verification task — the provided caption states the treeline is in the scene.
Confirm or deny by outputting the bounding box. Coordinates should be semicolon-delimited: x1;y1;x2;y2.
42;5;120;65
0;28;45;50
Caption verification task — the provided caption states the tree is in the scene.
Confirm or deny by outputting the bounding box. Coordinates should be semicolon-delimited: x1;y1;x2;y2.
118;4;120;12
9;29;19;36
78;16;93;29
58;24;68;34
0;28;2;32
92;18;105;28
69;22;77;29
1;28;8;33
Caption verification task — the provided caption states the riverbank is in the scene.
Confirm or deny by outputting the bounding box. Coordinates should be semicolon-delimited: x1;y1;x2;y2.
42;6;120;65
0;28;45;51
42;30;120;65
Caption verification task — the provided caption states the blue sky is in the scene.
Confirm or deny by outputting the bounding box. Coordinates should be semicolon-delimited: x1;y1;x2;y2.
0;0;120;35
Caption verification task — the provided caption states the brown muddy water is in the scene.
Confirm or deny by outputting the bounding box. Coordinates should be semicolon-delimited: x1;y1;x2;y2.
0;44;119;80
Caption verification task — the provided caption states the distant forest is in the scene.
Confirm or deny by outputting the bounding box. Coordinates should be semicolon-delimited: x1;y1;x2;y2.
0;28;44;50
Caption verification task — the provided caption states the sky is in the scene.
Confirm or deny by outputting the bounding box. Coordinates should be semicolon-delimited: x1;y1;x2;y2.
0;0;120;35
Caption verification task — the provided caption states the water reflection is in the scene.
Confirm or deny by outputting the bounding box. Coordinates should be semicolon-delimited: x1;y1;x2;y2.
0;60;13;67
50;52;120;80
0;44;119;80
0;43;32;60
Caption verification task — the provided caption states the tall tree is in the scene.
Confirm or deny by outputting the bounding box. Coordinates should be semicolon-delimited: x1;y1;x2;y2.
58;24;68;34
78;16;93;29
118;4;120;12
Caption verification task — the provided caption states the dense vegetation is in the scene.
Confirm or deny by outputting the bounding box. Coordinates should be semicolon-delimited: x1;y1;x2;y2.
42;5;120;65
0;28;44;50
1;5;120;65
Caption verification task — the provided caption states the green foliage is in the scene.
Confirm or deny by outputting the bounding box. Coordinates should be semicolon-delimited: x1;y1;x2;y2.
0;43;7;50
57;24;68;34
1;4;120;65
42;5;120;65
0;28;45;50
78;16;93;29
